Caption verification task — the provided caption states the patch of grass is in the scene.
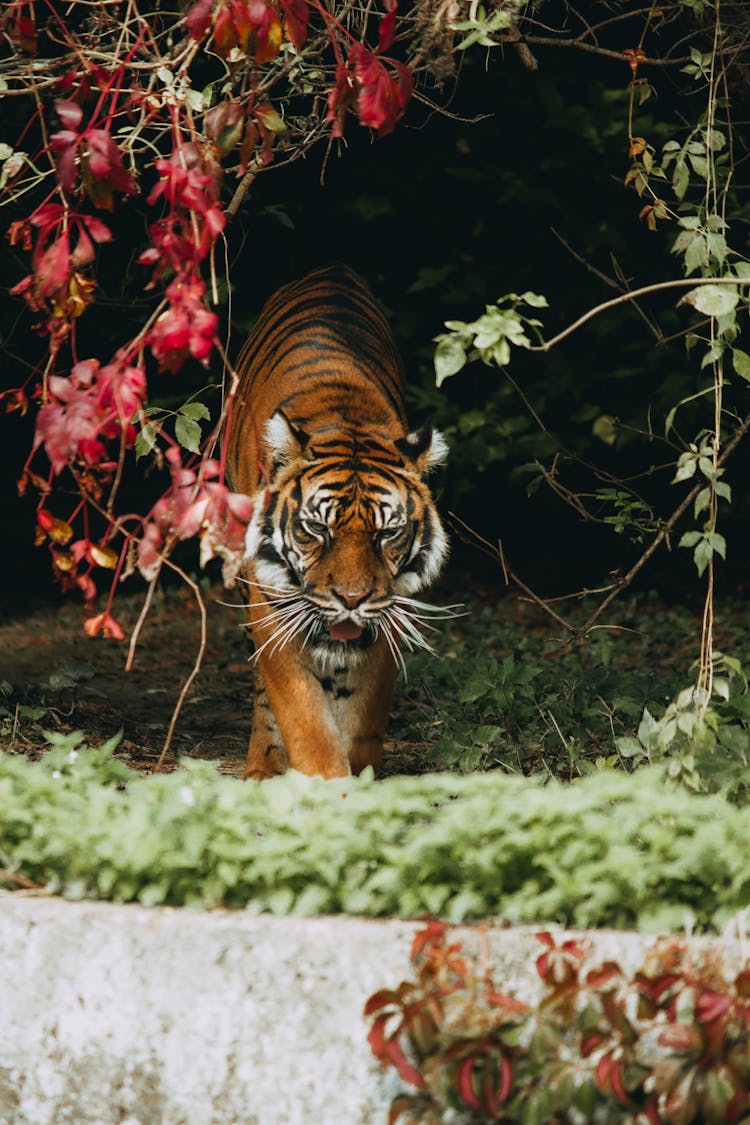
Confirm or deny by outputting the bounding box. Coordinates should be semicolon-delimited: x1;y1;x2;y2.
396;590;750;779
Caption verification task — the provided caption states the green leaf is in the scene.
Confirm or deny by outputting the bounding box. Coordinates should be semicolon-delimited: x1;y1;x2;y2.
682;284;739;317
678;530;702;549
616;736;645;759
134;423;158;461
694;536;712;577
174;414;202;453
708;531;726;559
519;291;549;309
688;152;708;179
592;415;617;446
672;452;697;483
179;402;211;421
732;349;750;381
683;235;706;276
434;336;467;387
694;487;711;518
672;160;689;201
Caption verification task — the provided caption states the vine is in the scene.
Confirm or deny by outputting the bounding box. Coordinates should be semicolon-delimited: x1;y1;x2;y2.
0;1;517;759
367;921;750;1124
432;0;750;784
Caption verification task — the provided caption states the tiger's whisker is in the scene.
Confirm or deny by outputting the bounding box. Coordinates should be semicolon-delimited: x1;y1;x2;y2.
385;608;437;657
250;606;311;661
392;595;466;619
379;618;407;678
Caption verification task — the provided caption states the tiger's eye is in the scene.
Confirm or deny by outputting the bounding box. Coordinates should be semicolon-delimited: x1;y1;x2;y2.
299;516;329;542
378;525;407;547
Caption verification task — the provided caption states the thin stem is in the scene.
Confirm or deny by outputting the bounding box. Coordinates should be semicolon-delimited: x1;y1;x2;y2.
530;277;744;355
154;560;207;773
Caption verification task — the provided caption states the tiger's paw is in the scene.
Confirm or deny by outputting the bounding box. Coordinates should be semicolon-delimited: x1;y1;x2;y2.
242;766;281;782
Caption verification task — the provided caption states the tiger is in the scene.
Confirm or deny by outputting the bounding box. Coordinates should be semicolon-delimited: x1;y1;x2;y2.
225;263;449;780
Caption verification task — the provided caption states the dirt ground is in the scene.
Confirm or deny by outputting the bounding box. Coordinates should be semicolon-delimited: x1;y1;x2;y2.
0;577;428;777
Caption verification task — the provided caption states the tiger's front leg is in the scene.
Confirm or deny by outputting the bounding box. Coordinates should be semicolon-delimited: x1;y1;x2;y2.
242;667;290;781
339;637;397;776
242;603;396;780
245;643;351;778
242;590;351;778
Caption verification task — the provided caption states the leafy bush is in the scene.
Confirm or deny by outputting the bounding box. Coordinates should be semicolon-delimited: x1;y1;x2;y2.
397;592;750;785
367;922;750;1124
3;734;750;931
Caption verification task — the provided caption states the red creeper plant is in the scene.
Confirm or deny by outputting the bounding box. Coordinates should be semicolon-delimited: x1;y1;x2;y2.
367;922;750;1123
0;0;453;666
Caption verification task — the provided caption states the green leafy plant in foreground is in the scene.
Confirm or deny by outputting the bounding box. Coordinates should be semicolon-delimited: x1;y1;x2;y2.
5;737;750;930
367;922;750;1124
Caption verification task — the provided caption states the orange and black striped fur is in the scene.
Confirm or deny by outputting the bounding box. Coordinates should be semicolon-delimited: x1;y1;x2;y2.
226;264;448;780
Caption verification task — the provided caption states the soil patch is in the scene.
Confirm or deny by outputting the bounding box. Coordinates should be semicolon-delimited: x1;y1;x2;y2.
0;580;428;776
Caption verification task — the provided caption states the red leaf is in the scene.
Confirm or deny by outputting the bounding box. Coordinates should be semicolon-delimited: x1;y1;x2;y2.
55;99;83;132
84;130;137;203
247;0;282;62
484;1054;513;1114
367;1014;424;1089
9;11;36;53
586;961;623;989
363;988;402;1017
581;1033;605;1058
411;921;445;961
213;3;238;55
33;233;71;300
148;276;218;371
137;522;164;581
49;129;80;193
696;990;732;1024
595;1052;614;1092
610;1059;630;1106
378;2;398;54
736;969;750;998
457;1057;482;1110
37;510;74;544
84;611;126;640
657;1022;702;1053
279;0;309;49
82;215;113;244
381;1039;425;1089
352;47;412;137
326;61;356;138
186;0;214;38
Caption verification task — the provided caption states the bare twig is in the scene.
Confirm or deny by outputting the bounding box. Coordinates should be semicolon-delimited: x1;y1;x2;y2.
154;560;208;773
530;277;746;354
575;408;750;641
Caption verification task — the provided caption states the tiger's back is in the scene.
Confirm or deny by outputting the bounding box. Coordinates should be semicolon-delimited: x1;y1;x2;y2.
227;264;449;780
227;263;408;498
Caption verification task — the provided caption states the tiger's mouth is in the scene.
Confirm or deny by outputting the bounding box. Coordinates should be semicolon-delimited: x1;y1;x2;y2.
314;620;376;649
328;619;364;641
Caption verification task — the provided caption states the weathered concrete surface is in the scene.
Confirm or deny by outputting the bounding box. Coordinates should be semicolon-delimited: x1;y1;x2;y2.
0;896;743;1125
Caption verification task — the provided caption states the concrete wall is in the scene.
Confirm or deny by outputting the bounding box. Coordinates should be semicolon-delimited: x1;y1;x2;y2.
0;895;739;1125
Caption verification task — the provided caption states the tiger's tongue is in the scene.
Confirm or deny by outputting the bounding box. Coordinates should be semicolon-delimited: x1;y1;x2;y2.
329;620;364;641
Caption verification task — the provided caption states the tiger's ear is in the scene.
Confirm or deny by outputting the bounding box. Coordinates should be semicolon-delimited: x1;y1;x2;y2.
264;409;309;465
395;425;448;475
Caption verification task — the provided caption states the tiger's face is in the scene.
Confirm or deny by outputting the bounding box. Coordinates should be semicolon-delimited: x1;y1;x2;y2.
243;411;448;667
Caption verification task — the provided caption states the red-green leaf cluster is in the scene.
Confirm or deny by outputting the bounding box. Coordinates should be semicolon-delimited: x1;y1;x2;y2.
367;923;750;1123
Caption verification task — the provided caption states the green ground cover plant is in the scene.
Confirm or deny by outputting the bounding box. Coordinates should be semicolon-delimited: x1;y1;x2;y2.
396;589;750;794
3;732;750;931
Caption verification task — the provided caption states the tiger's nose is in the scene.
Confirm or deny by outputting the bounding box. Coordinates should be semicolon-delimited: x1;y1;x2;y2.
334;587;370;609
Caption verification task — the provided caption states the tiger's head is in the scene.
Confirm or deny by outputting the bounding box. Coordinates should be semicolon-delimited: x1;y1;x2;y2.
243;410;449;667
